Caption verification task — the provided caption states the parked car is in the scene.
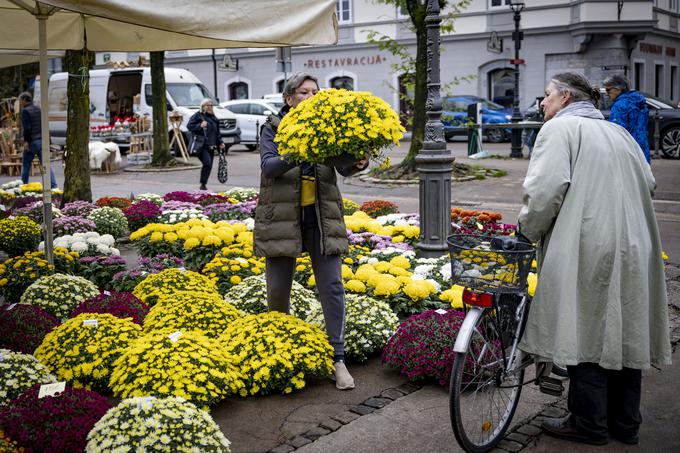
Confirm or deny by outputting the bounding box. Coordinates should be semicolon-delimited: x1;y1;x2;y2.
524;90;680;158
220;99;281;151
441;95;512;142
261;93;284;110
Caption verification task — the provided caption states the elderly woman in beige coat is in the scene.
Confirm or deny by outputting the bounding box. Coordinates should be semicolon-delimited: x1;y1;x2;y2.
518;72;671;446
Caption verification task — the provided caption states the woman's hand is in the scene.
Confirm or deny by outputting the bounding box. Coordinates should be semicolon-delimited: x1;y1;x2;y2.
201;120;208;128
354;158;369;171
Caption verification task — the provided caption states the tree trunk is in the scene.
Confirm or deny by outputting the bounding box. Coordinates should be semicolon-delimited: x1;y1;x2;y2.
63;48;94;203
401;10;428;170
150;51;172;166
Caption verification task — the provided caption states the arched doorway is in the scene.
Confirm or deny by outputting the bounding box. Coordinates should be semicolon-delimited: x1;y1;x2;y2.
329;76;354;90
398;73;415;131
228;82;249;100
488;68;514;108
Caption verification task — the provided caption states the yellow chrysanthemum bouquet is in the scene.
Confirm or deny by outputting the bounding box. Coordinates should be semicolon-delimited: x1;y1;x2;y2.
275;89;405;166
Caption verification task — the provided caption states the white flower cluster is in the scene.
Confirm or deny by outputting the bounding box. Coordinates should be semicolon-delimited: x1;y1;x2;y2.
159;209;207;224
133;193;163;206
242;217;255;231
20;273;100;319
87;207;128;238
308;294;398;362
86;396;231;452
359;247;415;265
1;180;23;195
411;255;451;291
224;275;320;320
44;231;119;256
0;349;56;405
375;213;419;226
221;187;258;202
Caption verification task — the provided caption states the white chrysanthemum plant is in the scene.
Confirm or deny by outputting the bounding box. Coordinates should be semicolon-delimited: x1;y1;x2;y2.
159;209;207;224
0;349;57;405
1;180;23;195
41;231;119;256
133;193;164;206
375;213;420;226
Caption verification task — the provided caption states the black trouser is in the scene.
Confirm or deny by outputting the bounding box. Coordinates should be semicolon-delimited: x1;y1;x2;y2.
199;146;215;185
567;363;642;440
265;227;346;357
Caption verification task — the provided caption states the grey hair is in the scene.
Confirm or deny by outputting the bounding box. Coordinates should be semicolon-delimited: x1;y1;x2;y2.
200;98;214;109
603;74;630;92
19;92;32;103
550;72;600;107
282;72;319;98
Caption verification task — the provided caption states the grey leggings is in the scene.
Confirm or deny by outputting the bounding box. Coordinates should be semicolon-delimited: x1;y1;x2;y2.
265;227;346;357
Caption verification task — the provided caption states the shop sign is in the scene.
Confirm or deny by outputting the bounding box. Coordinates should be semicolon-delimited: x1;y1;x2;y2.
218;55;239;72
639;42;663;55
667;47;676;57
303;54;385;69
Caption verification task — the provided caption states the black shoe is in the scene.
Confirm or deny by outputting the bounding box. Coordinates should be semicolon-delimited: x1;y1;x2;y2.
611;431;639;445
199;184;207;191
541;416;608;446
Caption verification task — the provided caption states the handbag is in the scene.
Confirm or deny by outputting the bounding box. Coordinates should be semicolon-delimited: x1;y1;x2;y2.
217;150;229;183
189;113;207;156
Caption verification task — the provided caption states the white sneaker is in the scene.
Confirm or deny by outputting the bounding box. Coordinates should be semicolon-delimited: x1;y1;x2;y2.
333;361;355;390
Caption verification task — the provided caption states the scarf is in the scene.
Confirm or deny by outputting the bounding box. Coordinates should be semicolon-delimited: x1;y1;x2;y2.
554;101;604;120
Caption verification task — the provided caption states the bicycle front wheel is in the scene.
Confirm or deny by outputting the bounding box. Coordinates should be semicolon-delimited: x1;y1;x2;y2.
449;314;524;453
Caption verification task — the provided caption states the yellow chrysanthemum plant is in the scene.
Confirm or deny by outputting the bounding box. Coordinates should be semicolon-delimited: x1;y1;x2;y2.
143;291;241;338
132;268;218;306
34;313;142;392
86;396;232;452
275;88;405;166
109;329;245;407
218;312;334;396
130;219;252;271
202;244;266;294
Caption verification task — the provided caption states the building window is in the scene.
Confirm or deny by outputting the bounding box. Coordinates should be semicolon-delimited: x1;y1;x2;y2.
228;82;249;100
489;0;511;9
336;0;351;23
330;76;354;91
671;66;678;100
655;64;664;97
634;62;644;91
488;68;515;108
672;0;679;11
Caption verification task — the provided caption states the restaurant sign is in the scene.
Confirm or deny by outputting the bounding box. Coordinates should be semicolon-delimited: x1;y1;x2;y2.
303;54;385;69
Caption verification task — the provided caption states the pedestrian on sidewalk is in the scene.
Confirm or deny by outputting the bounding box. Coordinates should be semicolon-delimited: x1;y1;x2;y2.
603;74;650;163
518;72;671;446
19;92;58;189
253;72;368;391
187;99;224;190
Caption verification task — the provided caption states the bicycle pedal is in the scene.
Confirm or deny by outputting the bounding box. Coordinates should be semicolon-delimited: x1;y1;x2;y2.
538;376;564;397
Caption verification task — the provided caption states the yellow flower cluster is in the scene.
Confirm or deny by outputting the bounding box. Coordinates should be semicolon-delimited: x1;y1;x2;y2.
439;285;465;309
345;211;420;242
143;291;241;338
34;313;142;391
0;251;54;303
219;312;334;396
132;268;218;306
275;88;405;164
202;244;265;294
0;216;41;257
19;182;43;193
110;329;245;407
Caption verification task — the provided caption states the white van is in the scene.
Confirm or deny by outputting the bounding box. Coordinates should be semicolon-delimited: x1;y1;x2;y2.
35;67;240;152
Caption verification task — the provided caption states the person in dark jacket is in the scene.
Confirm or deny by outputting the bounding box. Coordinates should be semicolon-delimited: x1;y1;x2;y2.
19;92;57;188
254;72;368;390
187;99;224;190
603;75;650;163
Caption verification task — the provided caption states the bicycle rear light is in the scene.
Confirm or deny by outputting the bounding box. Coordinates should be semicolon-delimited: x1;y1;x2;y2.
463;290;493;308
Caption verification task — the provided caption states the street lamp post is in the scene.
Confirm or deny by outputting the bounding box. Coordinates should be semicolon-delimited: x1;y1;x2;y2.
415;0;454;258
509;1;525;158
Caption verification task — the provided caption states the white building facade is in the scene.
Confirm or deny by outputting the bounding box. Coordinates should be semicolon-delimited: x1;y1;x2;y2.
96;0;680;112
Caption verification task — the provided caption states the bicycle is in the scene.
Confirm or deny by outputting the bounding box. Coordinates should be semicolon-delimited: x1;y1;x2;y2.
446;233;564;453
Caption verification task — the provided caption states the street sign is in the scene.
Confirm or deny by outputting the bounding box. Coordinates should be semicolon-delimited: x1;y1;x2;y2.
487;31;503;54
509;58;525;65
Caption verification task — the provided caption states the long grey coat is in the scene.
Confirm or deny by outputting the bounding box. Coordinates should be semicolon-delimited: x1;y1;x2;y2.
518;116;671;370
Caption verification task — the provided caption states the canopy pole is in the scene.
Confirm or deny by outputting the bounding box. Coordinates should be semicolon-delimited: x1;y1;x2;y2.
38;14;54;265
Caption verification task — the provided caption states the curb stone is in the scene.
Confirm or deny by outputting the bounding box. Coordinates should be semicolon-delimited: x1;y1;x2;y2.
266;381;424;453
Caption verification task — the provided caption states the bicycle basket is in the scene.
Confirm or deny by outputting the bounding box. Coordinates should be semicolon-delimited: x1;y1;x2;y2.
447;234;535;293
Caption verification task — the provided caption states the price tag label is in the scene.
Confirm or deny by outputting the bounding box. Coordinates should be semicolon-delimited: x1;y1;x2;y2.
435;308;448;315
103;290;111;296
476;222;484;230
83;319;99;327
168;331;182;343
140;271;148;276
38;382;66;399
5;303;17;311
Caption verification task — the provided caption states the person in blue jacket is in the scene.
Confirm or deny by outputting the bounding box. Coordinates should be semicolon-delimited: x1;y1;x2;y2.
603;75;650;163
19;92;58;188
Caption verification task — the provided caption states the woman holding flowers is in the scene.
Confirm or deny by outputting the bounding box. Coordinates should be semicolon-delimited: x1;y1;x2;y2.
254;72;367;390
518;72;670;446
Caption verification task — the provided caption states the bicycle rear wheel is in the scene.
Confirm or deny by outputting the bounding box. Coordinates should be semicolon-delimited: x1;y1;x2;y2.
449;313;524;453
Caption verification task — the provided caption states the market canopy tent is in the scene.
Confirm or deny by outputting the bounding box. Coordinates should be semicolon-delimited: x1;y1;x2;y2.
0;50;64;69
0;0;337;263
